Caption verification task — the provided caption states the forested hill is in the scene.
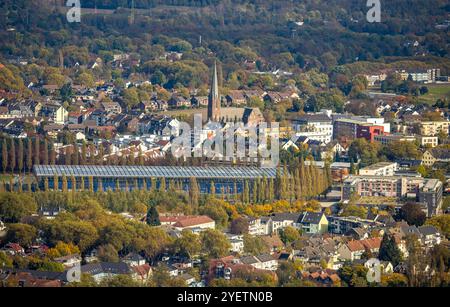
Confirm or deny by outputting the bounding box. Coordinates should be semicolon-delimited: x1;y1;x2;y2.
0;0;449;78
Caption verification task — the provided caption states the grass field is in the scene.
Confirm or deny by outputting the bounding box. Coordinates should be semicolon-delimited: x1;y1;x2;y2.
420;83;450;104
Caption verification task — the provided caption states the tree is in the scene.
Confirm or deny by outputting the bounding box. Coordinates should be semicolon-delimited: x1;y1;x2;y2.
97;244;119;262
17;139;23;173
43;139;49;165
200;229;231;258
200;201;228;229
9;139;15;173
338;264;368;287
47;241;80;258
426;215;450;239
5;223;37;247
146;206;161;226
2;139;7;174
99;275;142;287
378;233;402;266
26;139;33;172
34;138;40;166
230;217;249;235
173;229;201;259
243;234;269;256
279;226;301;245
0;193;37;223
189;177;199;210
380;273;408;287
396;202;426;226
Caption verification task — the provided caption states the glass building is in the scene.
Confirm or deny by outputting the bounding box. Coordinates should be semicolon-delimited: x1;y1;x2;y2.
33;165;277;194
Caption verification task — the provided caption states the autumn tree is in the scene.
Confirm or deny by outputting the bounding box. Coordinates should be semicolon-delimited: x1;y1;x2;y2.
200;229;231;258
173;229;201;259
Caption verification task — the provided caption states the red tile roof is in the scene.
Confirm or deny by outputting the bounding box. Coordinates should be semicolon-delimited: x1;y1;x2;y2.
173;216;215;228
347;237;382;252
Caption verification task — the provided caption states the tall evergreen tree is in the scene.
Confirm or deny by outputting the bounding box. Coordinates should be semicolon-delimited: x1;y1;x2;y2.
379;233;402;266
146;206;161;226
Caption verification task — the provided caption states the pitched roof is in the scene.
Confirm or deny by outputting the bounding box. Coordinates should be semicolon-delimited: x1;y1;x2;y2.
430;148;450;160
173;215;214;228
347;237;382;252
81;262;131;275
418;225;440;236
300;212;325;225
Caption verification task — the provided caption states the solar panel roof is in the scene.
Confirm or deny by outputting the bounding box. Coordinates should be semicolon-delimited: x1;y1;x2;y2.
33;165;277;179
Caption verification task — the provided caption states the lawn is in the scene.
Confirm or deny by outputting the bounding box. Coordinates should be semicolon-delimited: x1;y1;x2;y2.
420;83;450;104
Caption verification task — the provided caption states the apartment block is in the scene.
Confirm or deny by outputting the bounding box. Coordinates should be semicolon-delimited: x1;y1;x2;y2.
359;162;398;176
419;121;450;136
342;175;443;216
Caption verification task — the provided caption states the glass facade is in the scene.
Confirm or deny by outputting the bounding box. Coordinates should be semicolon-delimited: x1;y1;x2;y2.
34;165;276;194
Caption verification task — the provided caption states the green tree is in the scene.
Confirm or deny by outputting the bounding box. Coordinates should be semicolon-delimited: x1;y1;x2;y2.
173;229;201;259
279;226;301;245
426;215;450;239
146;206;161;226
243;234;269;256
0;193;37;223
200;229;230;258
378;233;402;266
5;223;38;247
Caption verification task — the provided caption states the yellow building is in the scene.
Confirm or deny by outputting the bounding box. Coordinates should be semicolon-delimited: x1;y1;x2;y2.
422;148;450;166
420;121;450;136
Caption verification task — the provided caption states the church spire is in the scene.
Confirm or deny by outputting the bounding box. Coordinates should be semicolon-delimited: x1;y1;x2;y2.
208;61;221;121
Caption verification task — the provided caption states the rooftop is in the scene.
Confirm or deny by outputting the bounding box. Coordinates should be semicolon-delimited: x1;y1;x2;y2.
33;165;277;179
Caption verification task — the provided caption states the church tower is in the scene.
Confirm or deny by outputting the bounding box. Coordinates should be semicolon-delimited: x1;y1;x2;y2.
208;62;221;122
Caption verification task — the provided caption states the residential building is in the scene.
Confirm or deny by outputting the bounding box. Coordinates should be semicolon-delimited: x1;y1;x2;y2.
342;175;443;216
101;101;122;114
359;162;398;176
328;216;379;235
40;103;68;124
292;112;333;144
337;237;382;261
54;254;81;268
239;254;278;271
422;148;450;166
160;215;216;231
419;121;449;136
374;134;438;147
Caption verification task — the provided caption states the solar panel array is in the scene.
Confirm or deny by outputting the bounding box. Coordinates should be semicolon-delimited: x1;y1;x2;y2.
33;165;277;179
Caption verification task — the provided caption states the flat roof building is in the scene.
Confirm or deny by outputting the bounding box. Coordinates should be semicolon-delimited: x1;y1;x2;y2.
33;165;277;195
342;175;443;217
359;162;398;177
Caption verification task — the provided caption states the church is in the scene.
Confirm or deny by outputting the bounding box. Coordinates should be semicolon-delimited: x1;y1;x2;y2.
205;62;264;126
